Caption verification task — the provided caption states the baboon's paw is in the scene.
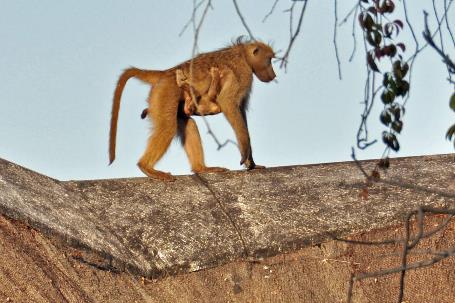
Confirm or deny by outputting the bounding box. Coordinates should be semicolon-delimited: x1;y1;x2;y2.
138;165;176;182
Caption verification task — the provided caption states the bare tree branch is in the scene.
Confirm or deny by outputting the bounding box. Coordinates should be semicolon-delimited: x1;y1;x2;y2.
348;4;360;62
277;0;309;70
423;11;455;72
346;207;455;303
339;2;360;26
333;0;343;80
406;0;454;64
179;0;206;37
232;0;256;40
444;0;455;47
262;0;280;23
187;0;238;151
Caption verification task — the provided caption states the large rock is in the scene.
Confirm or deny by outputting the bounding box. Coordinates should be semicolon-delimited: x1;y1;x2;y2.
0;154;454;278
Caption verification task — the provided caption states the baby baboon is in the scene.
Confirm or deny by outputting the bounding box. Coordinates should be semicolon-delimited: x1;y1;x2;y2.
140;67;222;119
178;67;222;116
110;38;276;181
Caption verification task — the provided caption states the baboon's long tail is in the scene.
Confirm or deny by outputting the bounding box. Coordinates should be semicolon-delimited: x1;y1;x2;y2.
109;67;163;164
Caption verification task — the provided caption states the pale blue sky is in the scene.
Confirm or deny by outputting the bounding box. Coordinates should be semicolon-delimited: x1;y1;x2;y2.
0;1;453;180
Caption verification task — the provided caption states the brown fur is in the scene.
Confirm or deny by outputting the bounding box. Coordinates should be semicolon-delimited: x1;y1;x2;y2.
141;67;222;119
109;39;276;181
178;67;222;116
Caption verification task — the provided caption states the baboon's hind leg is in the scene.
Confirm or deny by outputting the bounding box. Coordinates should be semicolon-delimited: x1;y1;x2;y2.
177;116;228;174
138;81;180;181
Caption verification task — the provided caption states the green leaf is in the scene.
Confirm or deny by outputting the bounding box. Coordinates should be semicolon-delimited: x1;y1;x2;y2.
446;123;455;141
374;31;382;45
381;90;395;104
367;7;377;16
390;104;402;120
450;93;455;112
394;20;403;29
395;80;409;96
367;31;382;47
385;1;396;13
382;132;400;151
383;73;392;86
384;23;393;38
367;52;380;72
384;45;397;58
393;61;402;79
360;13;375;31
401;62;409;78
365;14;374;31
397;43;406;52
380;110;392;126
392;120;403;133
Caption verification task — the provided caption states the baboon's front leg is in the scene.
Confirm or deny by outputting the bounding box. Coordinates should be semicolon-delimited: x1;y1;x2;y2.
215;72;253;168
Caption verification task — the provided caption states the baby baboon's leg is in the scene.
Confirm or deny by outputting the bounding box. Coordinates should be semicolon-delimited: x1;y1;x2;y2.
176;69;196;116
194;97;221;115
183;88;197;116
140;68;220;120
207;67;221;102
177;116;227;173
175;69;187;87
137;79;180;181
197;67;221;115
192;67;221;116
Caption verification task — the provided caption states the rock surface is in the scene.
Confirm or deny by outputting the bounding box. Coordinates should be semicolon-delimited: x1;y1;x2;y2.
0;154;454;279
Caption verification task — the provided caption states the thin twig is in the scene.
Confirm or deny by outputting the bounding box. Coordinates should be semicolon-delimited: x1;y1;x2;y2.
355;5;379;150
444;0;455;47
232;0;256;40
187;0;236;151
401;0;419;105
202;118;238;150
339;2;360;26
423;12;455;72
262;0;280;23
333;0;343;80
335;213;455;246
278;0;309;70
179;0;206;37
347;207;455;302
433;0;445;54
432;0;453;82
348;4;359;62
406;0;454;64
350;147;370;178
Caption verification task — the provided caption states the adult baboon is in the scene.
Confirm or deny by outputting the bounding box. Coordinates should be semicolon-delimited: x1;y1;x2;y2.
109;39;276;181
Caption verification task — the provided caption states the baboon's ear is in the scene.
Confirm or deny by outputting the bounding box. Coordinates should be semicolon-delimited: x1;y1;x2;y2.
253;47;260;56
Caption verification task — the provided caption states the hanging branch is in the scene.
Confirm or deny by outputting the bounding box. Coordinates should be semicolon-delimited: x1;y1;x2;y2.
405;0;454;65
345;206;455;303
444;0;455;47
333;0;343;79
348;4;360;62
232;0;256;40
262;0;280;23
423;12;455;72
179;0;206;37
423;11;455;148
276;0;309;70
186;0;238;151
